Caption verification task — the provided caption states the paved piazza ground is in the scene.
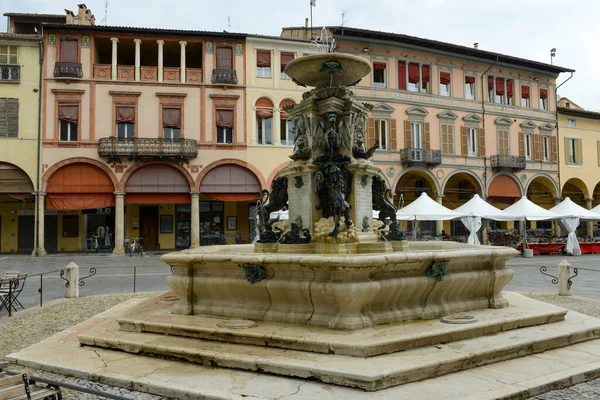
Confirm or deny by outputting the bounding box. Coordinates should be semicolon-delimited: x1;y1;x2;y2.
1;251;600;398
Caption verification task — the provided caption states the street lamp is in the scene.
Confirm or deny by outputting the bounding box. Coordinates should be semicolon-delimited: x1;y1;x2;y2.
550;48;556;65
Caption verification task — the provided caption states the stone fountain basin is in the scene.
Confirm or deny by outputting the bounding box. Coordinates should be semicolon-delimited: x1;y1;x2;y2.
284;53;372;88
162;242;517;331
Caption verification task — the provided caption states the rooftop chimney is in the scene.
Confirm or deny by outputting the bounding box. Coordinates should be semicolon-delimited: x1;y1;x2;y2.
473;42;479;49
305;18;309;28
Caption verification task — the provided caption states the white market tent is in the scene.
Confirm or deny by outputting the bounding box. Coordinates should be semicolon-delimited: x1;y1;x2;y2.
550;197;600;255
396;192;464;239
453;194;509;245
500;196;556;251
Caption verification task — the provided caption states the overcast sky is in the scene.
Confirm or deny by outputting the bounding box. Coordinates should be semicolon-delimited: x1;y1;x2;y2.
2;0;596;110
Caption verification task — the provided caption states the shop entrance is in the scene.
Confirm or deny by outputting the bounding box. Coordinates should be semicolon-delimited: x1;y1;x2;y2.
82;208;115;251
140;206;159;250
45;214;58;253
17;215;34;253
175;204;191;249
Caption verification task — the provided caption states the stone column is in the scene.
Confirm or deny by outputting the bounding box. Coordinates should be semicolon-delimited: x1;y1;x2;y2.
113;192;125;255
273;108;281;146
157;40;164;83
134;38;142;82
586;198;594;237
36;193;47;256
191;192;200;248
110;37;119;81
553;198;562;237
435;195;444;236
179;41;187;83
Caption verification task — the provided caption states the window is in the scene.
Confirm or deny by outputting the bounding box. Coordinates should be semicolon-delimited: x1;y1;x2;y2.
441;124;454;155
487;76;513;105
411;122;422;148
62;215;79;238
255;98;273;145
468;127;477;156
0;98;18;138
59;39;78;62
256;50;271;78
216;109;234;144
116;105;135;139
0;45;18;64
216;47;233;70
540;88;548;110
376;119;388;149
524;133;532;160
373;62;386;88
464;76;475;100
521;85;530;107
407;62;429;93
542;136;550;162
439;72;451;96
162;107;181;140
280;52;294;80
566;137;582;165
279;100;295;145
58;104;78;142
568;119;576;127
497;130;509;155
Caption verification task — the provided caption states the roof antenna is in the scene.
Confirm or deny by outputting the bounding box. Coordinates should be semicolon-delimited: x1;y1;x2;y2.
226;16;237;32
100;0;108;26
341;10;348;27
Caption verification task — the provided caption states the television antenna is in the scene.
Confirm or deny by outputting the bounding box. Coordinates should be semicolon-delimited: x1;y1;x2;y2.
100;0;108;25
226;16;237;32
341;10;348;27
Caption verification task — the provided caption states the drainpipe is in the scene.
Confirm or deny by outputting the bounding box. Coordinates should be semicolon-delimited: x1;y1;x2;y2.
480;55;499;192
34;26;44;257
554;71;574;198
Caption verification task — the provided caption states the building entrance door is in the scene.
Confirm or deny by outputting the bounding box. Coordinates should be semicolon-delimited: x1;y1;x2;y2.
140;206;158;250
45;214;58;253
18;215;34;253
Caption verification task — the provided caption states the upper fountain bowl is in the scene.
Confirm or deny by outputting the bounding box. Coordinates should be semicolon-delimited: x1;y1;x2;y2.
284;53;372;88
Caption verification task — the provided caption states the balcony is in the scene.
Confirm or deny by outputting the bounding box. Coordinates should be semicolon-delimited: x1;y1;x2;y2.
212;69;237;85
98;137;198;164
93;64;203;83
0;65;20;82
399;148;442;168
490;155;526;172
54;62;83;79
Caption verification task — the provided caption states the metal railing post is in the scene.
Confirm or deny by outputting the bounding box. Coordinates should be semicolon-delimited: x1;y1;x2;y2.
8;278;13;317
133;266;137;293
39;273;43;308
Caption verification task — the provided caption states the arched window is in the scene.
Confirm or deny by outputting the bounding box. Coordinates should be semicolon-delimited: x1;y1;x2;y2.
279;99;296;146
256;98;273;145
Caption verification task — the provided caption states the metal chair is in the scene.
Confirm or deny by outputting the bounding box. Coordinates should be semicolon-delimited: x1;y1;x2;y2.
0;273;27;312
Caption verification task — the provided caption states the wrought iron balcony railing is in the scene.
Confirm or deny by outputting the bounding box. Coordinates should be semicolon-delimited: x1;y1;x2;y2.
399;148;442;168
54;62;83;78
211;69;237;84
490;155;526;172
0;65;20;82
98;137;198;163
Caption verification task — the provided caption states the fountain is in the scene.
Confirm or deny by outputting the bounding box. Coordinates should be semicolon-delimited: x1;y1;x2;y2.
15;36;600;397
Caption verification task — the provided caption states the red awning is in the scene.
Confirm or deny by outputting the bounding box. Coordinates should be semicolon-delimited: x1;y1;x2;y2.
440;72;451;85
488;175;521;198
125;193;191;205
203;193;258;202
522;85;530;99
47;193;115;210
398;61;407;90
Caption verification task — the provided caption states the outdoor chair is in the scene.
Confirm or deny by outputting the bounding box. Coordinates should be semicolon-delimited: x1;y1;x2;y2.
0;273;27;313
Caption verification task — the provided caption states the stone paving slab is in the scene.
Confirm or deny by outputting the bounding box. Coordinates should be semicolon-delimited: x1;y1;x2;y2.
8;294;600;398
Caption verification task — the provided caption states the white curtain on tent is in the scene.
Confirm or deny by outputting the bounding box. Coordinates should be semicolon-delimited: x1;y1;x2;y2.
562;217;582;256
461;216;482;245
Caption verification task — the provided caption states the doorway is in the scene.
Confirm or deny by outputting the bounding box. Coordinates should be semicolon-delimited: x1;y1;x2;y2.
18;215;34;253
45;214;58;253
140;206;159;250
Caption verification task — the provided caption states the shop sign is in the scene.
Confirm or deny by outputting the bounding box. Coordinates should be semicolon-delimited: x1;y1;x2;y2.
17;210;58;216
82;207;115;215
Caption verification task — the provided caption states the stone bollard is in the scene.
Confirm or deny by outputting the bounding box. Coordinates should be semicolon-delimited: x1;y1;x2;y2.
522;248;534;258
64;262;80;298
558;259;572;296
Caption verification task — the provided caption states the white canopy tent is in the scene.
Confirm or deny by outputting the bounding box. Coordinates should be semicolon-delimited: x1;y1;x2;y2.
396;192;464;240
500;196;556;251
550;197;600;256
453;194;509;245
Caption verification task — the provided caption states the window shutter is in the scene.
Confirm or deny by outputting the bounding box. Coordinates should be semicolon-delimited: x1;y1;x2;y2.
441;124;448;154
6;98;18;138
518;132;525;157
551;136;557;162
404;120;412;148
460;126;468;156
366;117;375;148
576;138;583;165
478;127;485;157
533;135;542;161
448;125;455;154
424;122;430;149
564;137;570;163
0;99;7;137
597;141;600;166
389;119;397;150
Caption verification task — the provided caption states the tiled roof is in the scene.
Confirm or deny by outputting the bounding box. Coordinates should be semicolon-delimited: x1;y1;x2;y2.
558;106;600;119
0;32;42;40
4;12;65;19
282;26;574;74
41;23;248;39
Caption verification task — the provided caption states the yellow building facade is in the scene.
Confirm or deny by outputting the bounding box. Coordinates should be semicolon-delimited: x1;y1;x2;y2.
0;26;43;253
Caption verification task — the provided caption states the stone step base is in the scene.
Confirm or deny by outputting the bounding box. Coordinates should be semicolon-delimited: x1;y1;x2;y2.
115;291;567;357
7;298;600;399
76;294;600;391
